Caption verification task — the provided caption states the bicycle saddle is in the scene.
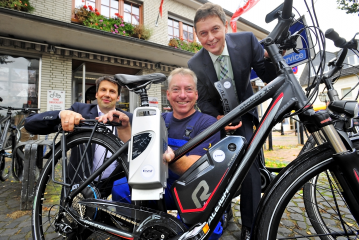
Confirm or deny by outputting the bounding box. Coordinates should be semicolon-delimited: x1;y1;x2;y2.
114;73;166;88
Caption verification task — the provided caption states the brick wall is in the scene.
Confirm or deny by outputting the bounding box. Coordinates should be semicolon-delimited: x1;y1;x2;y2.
143;0;197;46
31;0;72;23
38;54;72;140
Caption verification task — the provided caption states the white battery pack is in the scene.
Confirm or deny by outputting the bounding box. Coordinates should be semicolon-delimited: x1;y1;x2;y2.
127;107;168;201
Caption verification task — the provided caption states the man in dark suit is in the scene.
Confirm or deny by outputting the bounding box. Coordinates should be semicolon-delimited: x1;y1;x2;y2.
25;76;132;196
188;3;277;239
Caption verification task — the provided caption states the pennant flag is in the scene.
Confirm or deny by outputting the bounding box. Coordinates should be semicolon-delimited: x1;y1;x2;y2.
159;0;164;17
230;0;261;32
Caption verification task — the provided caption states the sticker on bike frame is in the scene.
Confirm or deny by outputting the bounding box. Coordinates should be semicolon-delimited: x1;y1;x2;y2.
212;150;225;162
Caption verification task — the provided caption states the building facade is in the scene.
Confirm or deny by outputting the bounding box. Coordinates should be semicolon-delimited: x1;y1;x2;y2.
0;0;269;138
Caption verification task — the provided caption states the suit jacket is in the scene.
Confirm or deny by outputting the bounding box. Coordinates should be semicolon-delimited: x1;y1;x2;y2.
188;32;277;124
24;102;133;135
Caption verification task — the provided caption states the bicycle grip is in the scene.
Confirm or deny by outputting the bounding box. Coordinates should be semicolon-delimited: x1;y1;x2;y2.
325;28;346;48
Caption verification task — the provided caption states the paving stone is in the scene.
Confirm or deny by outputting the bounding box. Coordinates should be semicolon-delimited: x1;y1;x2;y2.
9;233;27;240
297;221;307;230
219;235;236;240
226;222;240;232
234;211;241;217
291;213;305;222
4;221;20;229
287;207;301;213
1;228;20;236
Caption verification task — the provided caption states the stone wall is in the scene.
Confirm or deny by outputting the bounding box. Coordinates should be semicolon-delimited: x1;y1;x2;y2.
31;0;72;23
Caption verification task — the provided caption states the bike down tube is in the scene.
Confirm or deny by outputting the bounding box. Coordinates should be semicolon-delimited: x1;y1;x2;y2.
0;116;11;150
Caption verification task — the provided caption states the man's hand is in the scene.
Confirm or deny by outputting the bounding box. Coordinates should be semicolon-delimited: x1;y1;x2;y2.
60;110;85;132
96;110;131;142
96;110;130;129
164;146;175;163
217;115;242;132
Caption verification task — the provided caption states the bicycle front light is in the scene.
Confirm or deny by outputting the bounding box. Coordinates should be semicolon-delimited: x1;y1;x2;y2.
328;100;359;118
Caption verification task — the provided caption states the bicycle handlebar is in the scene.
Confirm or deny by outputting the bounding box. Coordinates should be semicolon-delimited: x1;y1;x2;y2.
325;28;359;50
0;106;40;112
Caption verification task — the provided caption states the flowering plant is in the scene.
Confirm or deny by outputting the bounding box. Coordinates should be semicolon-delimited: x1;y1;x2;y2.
0;0;34;12
73;6;152;40
168;38;203;53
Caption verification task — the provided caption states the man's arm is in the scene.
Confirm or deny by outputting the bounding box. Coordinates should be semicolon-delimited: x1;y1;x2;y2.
250;34;277;83
96;110;131;142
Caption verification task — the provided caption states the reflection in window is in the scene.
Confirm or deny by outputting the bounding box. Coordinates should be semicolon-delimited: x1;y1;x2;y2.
0;55;39;136
101;0;119;18
168;19;179;41
75;0;96;9
183;23;194;42
124;2;140;25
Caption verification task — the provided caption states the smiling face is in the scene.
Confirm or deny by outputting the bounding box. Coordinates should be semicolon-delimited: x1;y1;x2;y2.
95;80;120;114
196;15;228;56
167;74;198;119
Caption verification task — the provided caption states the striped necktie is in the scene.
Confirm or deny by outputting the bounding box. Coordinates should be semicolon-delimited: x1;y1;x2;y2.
217;55;230;81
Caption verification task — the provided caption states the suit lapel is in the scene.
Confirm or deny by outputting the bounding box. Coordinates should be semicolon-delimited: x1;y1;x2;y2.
226;34;243;100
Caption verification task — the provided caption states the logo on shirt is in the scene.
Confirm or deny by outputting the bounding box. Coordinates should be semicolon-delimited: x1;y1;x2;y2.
223;81;231;89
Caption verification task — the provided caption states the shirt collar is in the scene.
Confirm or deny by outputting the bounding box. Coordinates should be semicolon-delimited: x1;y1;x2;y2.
208;40;229;64
97;105;116;117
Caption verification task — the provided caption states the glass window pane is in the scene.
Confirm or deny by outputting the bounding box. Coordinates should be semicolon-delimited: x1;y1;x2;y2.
188;26;193;32
183;31;188;40
132;15;139;24
102;0;109;6
124;12;131;23
132;5;139;15
87;1;95;9
173;20;179;28
75;0;83;8
110;8;118;18
174;28;179;37
101;5;110;17
111;0;119;9
189;32;194;41
168;26;173;35
124;3;131;14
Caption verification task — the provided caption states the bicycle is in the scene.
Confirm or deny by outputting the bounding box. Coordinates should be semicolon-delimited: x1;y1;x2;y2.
0;97;40;181
31;0;359;239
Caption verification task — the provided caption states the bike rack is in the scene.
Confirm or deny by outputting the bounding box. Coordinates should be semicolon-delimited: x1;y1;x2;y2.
12;140;53;210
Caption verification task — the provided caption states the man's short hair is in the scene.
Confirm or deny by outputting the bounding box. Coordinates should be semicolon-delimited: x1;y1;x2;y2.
95;76;122;95
167;68;197;90
194;2;226;31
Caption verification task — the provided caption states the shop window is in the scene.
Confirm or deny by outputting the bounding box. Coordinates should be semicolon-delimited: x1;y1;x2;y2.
168;18;196;42
0;55;39;140
73;0;142;24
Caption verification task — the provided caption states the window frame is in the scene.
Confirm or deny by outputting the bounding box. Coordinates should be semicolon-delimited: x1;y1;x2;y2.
167;15;197;42
72;0;143;25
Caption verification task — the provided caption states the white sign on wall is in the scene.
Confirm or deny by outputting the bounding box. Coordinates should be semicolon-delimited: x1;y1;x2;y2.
148;96;159;108
47;90;65;111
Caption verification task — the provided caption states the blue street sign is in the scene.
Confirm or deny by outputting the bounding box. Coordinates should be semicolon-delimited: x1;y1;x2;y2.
283;49;307;65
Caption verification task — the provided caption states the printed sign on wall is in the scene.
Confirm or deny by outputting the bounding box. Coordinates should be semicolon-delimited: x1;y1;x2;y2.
47;90;65;111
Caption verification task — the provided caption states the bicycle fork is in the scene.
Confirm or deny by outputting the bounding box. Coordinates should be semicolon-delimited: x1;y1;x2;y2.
310;110;359;223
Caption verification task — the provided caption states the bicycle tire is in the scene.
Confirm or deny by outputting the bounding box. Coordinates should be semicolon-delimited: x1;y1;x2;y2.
32;129;128;240
252;143;359;239
302;139;359;240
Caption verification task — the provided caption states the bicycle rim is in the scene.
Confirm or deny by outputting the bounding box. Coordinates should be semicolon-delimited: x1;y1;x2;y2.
253;144;359;239
32;130;128;239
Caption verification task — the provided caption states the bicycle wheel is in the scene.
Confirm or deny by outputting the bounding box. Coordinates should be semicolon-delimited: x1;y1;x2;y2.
302;140;359;240
32;129;128;240
252;143;359;239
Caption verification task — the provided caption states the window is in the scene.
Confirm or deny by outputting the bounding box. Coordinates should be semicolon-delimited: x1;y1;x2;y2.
348;55;359;66
168;18;197;42
72;0;142;24
168;19;180;41
124;2;140;25
341;88;352;99
183;23;194;42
